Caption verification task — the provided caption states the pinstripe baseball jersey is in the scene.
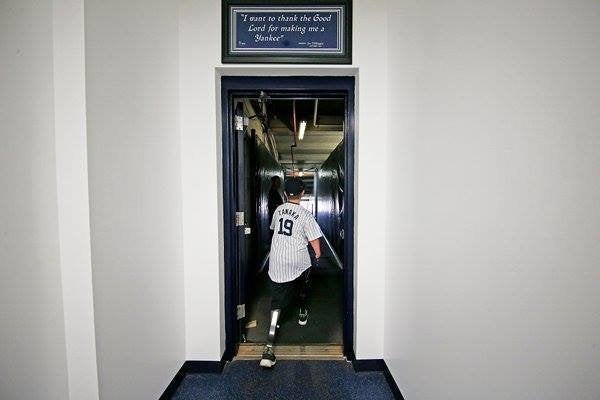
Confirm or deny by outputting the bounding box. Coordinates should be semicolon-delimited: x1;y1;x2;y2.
269;202;323;283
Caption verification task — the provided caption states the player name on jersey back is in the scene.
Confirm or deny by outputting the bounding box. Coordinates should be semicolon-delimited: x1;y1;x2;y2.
279;207;300;220
269;202;323;283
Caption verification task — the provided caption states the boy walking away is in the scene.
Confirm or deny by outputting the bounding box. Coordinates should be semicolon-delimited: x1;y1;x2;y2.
260;177;323;368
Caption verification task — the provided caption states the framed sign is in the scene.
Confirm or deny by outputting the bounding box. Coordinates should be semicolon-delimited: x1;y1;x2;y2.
222;0;352;64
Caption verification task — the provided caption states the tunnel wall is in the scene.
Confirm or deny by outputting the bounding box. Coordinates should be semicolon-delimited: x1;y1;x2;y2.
247;131;285;272
315;141;345;260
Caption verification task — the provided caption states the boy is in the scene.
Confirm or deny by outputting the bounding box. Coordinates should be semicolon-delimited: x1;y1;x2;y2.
260;177;322;368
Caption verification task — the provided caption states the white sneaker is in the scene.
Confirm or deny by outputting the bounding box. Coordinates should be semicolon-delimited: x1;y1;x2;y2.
259;345;276;368
298;308;309;326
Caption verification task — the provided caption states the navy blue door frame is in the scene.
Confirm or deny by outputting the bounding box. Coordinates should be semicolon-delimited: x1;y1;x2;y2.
221;76;356;361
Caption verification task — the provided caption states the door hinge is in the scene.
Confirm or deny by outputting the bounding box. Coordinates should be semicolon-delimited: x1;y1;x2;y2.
237;304;246;320
235;211;245;227
234;115;244;131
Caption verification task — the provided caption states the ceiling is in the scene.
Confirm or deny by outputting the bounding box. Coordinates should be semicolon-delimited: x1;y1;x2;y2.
240;97;344;194
264;99;344;188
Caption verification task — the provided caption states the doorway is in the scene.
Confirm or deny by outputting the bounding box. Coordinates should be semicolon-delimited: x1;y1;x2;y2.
221;76;355;361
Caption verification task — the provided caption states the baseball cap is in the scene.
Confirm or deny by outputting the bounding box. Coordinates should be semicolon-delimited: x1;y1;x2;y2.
284;177;305;196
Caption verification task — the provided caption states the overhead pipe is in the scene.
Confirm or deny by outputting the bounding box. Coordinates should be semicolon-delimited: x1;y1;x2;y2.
250;93;279;161
290;99;298;173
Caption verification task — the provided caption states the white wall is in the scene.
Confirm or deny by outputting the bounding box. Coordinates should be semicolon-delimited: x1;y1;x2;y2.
0;1;70;399
179;0;223;360
85;0;185;398
180;0;389;360
384;1;600;399
352;0;388;358
53;0;100;398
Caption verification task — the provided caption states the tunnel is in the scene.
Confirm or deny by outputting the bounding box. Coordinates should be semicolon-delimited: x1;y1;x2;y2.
235;95;346;346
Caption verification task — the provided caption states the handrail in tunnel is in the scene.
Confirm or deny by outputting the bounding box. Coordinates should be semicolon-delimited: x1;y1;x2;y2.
258;250;270;274
257;233;343;274
320;233;344;270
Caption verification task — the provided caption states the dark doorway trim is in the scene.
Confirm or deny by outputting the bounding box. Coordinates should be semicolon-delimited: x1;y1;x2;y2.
221;76;356;360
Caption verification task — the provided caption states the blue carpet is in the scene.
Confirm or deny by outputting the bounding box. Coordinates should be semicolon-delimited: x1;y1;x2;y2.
172;360;395;400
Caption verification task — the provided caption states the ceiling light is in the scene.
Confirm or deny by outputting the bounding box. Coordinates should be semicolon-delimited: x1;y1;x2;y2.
298;120;307;140
298;170;304;177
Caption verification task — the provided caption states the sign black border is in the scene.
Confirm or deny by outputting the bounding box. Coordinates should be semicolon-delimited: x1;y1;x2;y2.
222;0;352;64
